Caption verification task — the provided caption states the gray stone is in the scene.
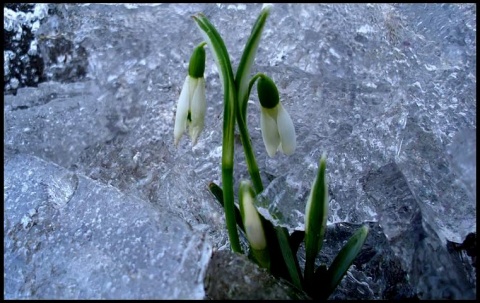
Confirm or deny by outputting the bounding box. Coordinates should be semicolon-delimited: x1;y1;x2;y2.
204;249;311;300
205;221;418;300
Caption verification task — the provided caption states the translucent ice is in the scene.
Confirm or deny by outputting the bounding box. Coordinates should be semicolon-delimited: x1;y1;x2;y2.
4;3;476;299
4;154;212;299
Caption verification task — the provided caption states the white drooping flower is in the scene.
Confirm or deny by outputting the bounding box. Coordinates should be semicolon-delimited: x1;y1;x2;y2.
174;76;206;146
257;74;296;157
174;42;207;146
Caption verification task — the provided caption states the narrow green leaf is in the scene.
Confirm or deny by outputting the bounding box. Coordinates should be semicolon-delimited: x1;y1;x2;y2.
304;153;329;286
232;5;272;195
275;226;303;290
322;225;369;299
235;4;272;116
259;215;295;285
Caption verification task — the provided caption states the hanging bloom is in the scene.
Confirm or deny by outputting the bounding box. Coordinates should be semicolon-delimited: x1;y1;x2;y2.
174;42;207;146
257;74;296;157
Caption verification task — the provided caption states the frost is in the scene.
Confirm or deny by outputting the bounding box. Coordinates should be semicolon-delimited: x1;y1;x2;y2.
357;24;376;34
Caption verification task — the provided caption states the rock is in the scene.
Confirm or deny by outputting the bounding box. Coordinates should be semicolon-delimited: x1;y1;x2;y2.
204;249;311;300
205;221;420;300
446;232;476;286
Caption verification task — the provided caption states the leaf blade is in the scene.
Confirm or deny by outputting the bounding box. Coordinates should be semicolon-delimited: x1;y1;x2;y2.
322;225;369;299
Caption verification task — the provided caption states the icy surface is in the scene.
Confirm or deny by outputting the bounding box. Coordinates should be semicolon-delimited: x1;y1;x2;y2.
446;127;476;202
361;162;475;299
4;3;476;299
4;154;211;299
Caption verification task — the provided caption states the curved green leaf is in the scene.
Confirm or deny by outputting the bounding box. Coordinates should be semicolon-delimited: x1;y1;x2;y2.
235;4;272;116
232;5;271;195
275;226;303;290
304;153;328;286
322;225;369;299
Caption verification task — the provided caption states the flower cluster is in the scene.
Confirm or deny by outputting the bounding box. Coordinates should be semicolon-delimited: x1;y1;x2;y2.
173;43;296;157
172;5;368;300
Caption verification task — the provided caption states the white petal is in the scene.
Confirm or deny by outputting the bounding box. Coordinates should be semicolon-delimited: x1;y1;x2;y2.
260;107;280;157
188;77;206;145
277;103;296;155
188;77;198;104
174;76;191;146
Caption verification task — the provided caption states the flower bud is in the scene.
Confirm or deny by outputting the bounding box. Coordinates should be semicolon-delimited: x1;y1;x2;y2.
239;180;270;269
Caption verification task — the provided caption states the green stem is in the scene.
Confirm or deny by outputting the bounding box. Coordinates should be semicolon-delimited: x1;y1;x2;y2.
245;73;264;117
193;14;242;253
235;110;263;194
208;182;245;232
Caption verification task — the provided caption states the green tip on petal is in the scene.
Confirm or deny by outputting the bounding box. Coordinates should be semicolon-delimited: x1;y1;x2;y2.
257;74;279;109
188;42;207;78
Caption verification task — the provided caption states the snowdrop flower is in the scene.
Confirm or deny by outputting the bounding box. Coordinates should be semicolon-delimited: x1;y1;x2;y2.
257;74;296;157
174;42;207;146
